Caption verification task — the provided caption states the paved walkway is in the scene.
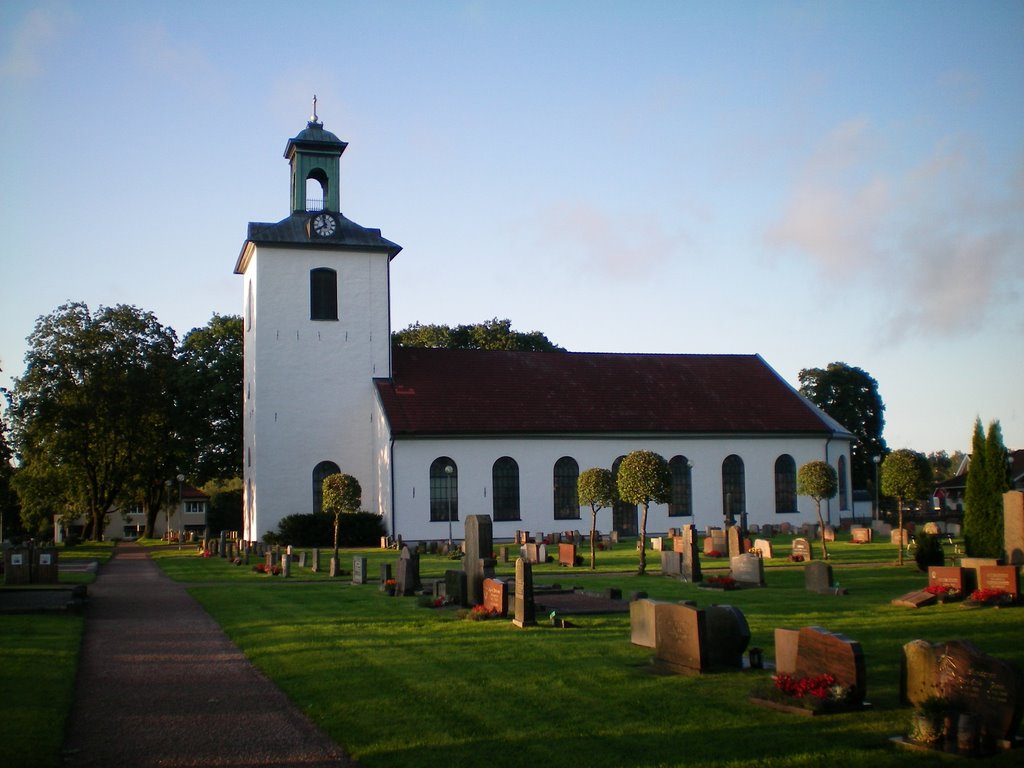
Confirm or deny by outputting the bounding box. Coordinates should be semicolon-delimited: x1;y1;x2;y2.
62;544;359;767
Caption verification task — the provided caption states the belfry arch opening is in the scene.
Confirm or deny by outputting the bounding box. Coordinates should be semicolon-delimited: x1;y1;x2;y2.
305;169;329;212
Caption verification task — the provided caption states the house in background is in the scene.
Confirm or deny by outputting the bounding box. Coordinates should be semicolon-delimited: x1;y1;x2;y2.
58;484;210;542
235;111;855;544
932;449;1024;515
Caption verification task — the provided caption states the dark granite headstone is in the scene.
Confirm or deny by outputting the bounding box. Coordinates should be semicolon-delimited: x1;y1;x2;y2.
445;569;467;607
661;550;682;577
512;558;536;627
804;560;834;593
730;553;765;586
483;578;507;617
653;601;707;674
352;556;367;585
901;639;1024;744
396;546;420;596
795;626;866;703
704;604;750;668
33;548;59;584
379;563;392;591
891;590;937;608
960;557;999;594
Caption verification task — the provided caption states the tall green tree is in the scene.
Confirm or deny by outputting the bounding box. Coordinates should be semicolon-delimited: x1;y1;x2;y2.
9;303;178;540
964;418;1010;557
0;370;18;541
178;314;243;483
881;448;929;566
616;450;670;575
798;363;887;493
322;472;361;558
796;461;838;560
577;467;617;570
393;318;564;351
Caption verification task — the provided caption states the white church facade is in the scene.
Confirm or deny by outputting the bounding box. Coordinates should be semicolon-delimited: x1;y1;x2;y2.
236;112;855;545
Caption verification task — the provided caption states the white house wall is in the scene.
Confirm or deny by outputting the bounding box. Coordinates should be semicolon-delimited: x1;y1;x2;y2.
242;243;391;541
389;434;852;542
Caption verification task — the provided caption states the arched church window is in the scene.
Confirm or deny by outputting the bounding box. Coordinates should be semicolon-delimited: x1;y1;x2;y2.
721;455;746;523
430;458;458;522
553;456;580;520
492;457;520;521
310;268;338;321
838;455;849;510
668;455;693;517
312;461;341;514
774;454;797;513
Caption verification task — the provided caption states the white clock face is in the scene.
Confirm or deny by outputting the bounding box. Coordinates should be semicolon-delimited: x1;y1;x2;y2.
313;213;336;237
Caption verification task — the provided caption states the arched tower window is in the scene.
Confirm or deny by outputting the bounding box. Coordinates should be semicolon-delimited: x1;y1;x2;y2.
430;458;458;522
312;461;341;514
553;457;580;520
774;455;797;513
310;268;338;321
838;455;849;510
305;169;329;212
668;455;693;517
492;457;521;521
721;455;746;523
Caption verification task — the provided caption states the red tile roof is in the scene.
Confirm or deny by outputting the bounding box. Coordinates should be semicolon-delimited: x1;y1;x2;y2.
375;348;845;437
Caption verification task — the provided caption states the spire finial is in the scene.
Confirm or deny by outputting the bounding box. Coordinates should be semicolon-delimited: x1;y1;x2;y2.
309;94;322;128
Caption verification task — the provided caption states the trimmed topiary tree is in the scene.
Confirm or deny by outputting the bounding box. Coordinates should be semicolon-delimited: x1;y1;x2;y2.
616;451;670;575
578;467;617;570
881;448;928;566
797;461;838;560
322;473;362;558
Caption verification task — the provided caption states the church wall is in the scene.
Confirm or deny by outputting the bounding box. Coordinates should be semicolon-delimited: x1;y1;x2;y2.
389;434;852;542
242;243;391;541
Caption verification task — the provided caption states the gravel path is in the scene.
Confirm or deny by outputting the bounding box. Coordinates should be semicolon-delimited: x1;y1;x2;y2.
61;544;359;767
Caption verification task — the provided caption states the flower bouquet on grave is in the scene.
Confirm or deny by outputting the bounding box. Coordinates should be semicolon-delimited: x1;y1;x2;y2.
966;588;1014;607
704;575;738;590
924;584;961;603
788;554;804;562
752;673;859;715
384;578;397;595
457;604;500;621
705;550;724;558
907;695;951;747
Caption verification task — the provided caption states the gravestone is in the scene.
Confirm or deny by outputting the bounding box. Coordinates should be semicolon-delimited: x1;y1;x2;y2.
499;545;509;563
678;524;702;582
779;522;792;534
928;566;965;594
379;563;392;591
265;551;274;570
751;538;773;559
822;526;835;542
220;531;228;557
891;590;937;608
730;553;765;587
483;577;508;617
445;569;467;607
851;526;873;544
795;626;866;703
774;628;800;675
311;548;320;573
979;565;1019;598
396;546;420;596
534;532;544;544
463;514;496;606
629;598;666;648
33;548;59;584
704;604;750;668
521;543;540;564
901;639;1024;745
653;601;707;674
558;543;577;567
298;551;307;568
281;551;291;578
329;554;339;578
651;537;664;552
707;528;727;555
960;557;999;594
805;560;834;593
791;538;813;560
891;528;909;546
352;556;367;585
512;558;536;627
727;525;745;558
661;550;682;577
1005;491;1024;565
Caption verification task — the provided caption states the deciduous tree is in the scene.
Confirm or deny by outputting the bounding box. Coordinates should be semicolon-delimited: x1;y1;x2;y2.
577;467;616;570
799;363;887;493
616;451;670;575
797;461;838;559
322;473;361;557
393;318;563;351
881;448;929;565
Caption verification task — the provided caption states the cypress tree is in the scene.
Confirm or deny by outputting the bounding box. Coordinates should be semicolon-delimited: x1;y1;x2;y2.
963;419;987;556
982;420;1011;556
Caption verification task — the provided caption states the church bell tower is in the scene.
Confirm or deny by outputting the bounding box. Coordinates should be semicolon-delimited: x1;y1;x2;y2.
234;101;401;543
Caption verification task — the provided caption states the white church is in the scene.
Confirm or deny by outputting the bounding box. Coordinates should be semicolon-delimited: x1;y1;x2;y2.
235;110;855;545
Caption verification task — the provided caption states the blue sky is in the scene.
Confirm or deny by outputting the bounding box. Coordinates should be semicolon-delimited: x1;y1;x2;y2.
1;1;1021;456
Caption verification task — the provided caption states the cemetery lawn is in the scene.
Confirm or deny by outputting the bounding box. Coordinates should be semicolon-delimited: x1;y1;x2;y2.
177;539;1022;768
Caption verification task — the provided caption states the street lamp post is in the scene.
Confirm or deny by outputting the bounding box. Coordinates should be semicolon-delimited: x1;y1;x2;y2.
873;455;881;521
444;465;454;549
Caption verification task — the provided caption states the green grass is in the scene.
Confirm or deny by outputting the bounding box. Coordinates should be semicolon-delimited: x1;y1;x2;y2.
3;535;1020;768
